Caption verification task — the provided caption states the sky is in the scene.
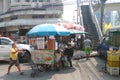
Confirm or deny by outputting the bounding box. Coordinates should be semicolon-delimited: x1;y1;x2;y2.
62;0;77;22
61;0;120;22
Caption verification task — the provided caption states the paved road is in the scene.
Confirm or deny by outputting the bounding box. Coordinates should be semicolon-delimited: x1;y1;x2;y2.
0;51;120;80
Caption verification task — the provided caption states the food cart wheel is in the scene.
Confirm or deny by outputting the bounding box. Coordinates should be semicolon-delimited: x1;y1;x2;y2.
31;73;35;78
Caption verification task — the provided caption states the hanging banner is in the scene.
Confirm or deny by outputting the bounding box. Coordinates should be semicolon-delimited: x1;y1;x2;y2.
10;2;42;10
36;37;45;49
31;50;54;64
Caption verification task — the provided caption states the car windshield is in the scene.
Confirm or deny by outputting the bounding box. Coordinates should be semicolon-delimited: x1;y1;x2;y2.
0;38;11;45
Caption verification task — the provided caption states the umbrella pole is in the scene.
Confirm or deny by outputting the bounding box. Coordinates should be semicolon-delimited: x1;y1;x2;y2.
53;39;56;70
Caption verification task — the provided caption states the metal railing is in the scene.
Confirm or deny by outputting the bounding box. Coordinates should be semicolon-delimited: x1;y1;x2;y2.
89;1;103;42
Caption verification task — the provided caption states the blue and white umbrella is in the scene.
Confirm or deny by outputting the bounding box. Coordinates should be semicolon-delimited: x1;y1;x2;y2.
26;24;70;37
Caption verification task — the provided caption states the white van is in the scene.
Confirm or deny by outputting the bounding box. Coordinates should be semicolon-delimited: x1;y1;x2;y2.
0;37;32;62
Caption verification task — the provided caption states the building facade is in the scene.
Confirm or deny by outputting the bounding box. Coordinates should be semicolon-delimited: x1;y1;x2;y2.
0;0;63;37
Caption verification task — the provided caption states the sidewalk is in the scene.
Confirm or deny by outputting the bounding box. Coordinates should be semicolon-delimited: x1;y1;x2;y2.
89;57;120;80
72;50;120;80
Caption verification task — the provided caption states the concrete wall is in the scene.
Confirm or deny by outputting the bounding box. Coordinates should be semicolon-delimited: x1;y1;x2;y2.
0;0;3;13
6;26;18;31
0;0;63;33
94;2;120;12
3;0;10;13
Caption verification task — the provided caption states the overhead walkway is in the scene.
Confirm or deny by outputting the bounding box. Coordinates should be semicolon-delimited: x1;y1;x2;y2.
90;0;120;40
81;5;100;49
79;0;120;49
79;1;103;49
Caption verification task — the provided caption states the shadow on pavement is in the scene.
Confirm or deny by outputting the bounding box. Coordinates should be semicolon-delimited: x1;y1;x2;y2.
0;64;76;80
0;61;9;65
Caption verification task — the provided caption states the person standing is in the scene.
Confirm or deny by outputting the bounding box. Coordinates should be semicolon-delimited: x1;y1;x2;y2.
63;44;74;67
83;36;93;60
22;36;27;44
7;43;23;75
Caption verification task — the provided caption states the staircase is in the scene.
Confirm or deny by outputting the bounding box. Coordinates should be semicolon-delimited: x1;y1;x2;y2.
81;5;99;49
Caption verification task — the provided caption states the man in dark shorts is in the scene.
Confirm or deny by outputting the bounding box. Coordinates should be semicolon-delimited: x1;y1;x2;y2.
7;43;23;75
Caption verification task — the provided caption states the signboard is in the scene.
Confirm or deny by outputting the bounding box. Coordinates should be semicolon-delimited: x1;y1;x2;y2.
10;2;42;10
9;2;63;11
36;37;45;49
31;50;54;64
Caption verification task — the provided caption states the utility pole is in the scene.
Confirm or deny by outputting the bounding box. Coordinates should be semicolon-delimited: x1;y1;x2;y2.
79;0;83;26
77;0;79;24
77;0;83;25
100;0;107;35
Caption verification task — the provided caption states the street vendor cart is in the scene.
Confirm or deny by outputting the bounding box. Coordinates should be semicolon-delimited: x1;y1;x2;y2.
26;24;70;77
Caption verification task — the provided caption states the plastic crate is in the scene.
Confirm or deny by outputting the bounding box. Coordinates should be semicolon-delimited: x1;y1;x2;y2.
107;65;119;75
107;61;120;67
107;53;120;61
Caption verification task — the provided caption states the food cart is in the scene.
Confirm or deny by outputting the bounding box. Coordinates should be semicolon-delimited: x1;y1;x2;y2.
26;24;70;77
